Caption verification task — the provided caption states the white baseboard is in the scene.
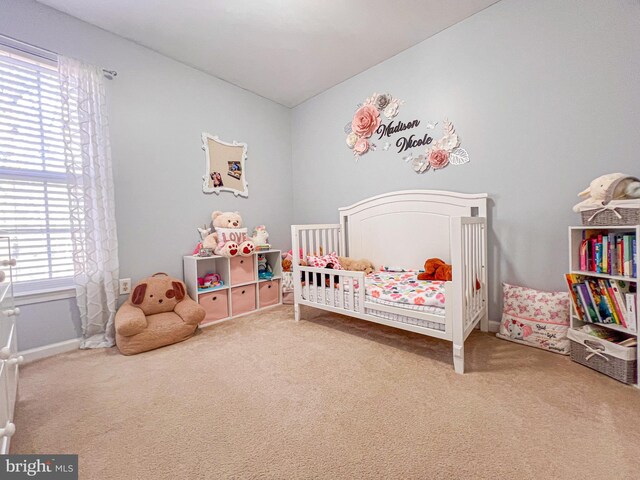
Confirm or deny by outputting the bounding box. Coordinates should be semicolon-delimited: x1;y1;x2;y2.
488;319;500;333
20;338;82;364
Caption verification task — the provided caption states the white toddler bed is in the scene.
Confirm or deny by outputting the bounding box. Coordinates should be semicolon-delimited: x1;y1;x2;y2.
291;190;488;374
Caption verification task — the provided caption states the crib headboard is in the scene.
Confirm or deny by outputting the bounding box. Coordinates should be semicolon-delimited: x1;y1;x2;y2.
339;190;487;269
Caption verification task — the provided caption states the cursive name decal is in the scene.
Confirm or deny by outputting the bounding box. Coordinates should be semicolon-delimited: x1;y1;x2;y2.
376;119;421;140
346;92;470;174
396;133;433;153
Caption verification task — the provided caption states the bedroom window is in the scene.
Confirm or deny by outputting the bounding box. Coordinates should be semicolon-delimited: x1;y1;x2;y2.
0;44;78;295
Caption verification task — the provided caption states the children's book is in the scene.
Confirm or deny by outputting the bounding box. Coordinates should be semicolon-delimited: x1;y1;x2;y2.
602;235;608;274
565;274;585;321
577;283;598;323
627;293;637;332
579;239;588;271
589;238;597;272
617;235;624;275
585;279;612;323
594;236;603;273
606;281;627;328
597;279;620;324
623;235;632;277
633;237;637;277
608;233;618;275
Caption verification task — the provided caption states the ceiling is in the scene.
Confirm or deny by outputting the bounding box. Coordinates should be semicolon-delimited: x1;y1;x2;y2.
37;0;500;107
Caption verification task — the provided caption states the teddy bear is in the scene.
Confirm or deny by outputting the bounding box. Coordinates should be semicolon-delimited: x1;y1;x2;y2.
202;211;255;257
337;256;376;275
573;173;640;212
417;258;452;281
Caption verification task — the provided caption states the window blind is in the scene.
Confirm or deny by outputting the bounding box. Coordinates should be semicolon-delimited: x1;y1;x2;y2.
0;46;77;294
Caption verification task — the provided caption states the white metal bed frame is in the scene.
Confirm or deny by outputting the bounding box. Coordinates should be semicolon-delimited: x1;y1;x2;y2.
291;190;488;374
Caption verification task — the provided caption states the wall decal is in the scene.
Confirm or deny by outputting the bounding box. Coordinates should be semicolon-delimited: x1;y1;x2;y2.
345;92;470;174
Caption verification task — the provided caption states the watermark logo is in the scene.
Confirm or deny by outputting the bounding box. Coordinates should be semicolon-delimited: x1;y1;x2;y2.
1;455;77;479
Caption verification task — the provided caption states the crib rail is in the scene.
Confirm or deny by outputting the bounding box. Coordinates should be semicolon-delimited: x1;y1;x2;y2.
292;224;342;261
451;217;488;338
292;224;353;317
297;265;365;313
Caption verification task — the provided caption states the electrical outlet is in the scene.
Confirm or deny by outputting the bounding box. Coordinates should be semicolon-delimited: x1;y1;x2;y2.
119;278;132;295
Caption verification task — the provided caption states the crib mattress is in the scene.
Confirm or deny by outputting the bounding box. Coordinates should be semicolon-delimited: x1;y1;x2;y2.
302;287;445;331
366;271;446;309
302;270;447;331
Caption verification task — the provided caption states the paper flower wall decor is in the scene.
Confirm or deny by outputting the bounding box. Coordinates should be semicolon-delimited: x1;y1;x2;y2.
345;92;470;174
412;120;470;174
345;92;404;161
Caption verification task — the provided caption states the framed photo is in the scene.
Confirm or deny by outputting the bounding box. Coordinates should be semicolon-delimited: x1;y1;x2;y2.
201;133;248;197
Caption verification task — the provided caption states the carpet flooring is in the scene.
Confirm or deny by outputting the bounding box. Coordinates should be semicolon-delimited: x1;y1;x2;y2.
12;305;640;479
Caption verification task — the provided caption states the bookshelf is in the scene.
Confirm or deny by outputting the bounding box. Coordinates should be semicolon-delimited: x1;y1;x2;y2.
567;225;638;386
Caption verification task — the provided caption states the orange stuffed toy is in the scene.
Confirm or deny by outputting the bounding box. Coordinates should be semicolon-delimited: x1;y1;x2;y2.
417;258;452;281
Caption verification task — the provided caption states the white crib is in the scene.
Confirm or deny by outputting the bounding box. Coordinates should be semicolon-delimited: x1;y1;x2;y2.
291;190;488;374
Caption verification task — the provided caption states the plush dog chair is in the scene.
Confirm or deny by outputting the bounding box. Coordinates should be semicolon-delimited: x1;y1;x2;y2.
115;273;205;355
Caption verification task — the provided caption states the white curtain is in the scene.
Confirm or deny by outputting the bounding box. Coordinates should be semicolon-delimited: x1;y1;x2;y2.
59;56;119;349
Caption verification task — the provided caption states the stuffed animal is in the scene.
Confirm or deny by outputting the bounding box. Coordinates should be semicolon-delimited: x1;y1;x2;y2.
573;173;640;212
193;225;212;255
337;256;376;275
198;273;222;289
202;211;255;257
257;254;273;279
282;252;293;272
251;225;270;247
417;258;452;281
281;249;311;272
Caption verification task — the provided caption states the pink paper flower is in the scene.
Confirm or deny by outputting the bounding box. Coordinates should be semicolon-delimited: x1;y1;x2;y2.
353;138;369;155
351;104;381;138
428;149;450;169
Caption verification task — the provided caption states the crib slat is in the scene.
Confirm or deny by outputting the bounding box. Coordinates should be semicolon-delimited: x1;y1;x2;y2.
464;224;468;320
469;224;474;318
329;270;335;306
302;231;308;265
310;230;316;258
348;277;355;311
476;224;480;312
472;224;477;315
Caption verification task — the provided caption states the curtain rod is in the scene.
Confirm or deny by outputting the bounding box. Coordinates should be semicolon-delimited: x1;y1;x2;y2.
0;33;117;79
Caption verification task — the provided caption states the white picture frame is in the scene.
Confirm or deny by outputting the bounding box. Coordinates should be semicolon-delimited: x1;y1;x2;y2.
201;133;249;197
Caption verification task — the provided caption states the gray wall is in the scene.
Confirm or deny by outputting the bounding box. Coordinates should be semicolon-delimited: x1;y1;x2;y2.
1;0;292;350
290;0;640;320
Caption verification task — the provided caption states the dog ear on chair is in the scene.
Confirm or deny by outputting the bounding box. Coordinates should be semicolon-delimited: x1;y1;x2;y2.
131;283;147;305
171;281;186;301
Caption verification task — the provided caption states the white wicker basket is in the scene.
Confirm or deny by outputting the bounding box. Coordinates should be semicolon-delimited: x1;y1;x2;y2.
568;328;637;384
579;200;640;227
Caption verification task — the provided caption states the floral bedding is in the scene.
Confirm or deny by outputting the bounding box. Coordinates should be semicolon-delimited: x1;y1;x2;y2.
365;271;446;308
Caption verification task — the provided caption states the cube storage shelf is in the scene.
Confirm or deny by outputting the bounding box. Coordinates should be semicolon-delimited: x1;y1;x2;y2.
567;225;639;386
184;249;282;327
